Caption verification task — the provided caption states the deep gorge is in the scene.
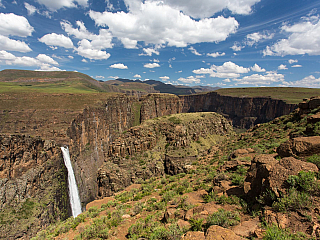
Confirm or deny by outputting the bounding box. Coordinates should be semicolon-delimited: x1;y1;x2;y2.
0;91;297;239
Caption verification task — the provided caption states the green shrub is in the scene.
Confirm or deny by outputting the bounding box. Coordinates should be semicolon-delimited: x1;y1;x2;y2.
128;216;185;240
231;173;245;187
168;116;182;124
307;154;320;169
263;224;309;240
272;188;311;212
203;191;240;205
287;171;319;194
189;218;203;231
205;209;240;229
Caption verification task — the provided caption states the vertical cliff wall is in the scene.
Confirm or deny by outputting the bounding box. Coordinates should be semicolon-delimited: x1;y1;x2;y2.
139;92;296;129
0;135;69;239
67;95;141;205
66;92;297;205
179;92;296;128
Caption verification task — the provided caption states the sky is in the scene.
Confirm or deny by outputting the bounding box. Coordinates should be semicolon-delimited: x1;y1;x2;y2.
0;0;320;88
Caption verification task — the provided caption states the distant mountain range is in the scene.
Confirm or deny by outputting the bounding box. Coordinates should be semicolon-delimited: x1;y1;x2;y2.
105;78;220;95
0;69;220;96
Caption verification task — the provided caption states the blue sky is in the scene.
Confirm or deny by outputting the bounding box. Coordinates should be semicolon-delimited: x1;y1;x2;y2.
0;0;320;88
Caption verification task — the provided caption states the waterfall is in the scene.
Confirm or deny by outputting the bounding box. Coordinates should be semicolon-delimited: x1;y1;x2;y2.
61;146;82;217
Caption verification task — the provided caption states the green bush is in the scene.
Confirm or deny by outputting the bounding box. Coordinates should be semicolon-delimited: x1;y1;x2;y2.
272;188;311;212
128;216;185;240
189;218;203;231
263;224;309;240
307;154;320;169
168;116;182;124
205;209;240;229
287;171;319;194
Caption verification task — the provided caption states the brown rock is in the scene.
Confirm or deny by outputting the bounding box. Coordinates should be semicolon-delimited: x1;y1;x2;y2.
177;219;191;231
307;112;320;124
232;218;260;238
229;149;249;160
205;225;245;240
244;154;318;198
181;231;205;240
277;136;320;157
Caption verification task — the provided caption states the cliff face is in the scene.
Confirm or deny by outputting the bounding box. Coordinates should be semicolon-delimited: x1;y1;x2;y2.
140;93;181;121
67;92;297;204
0;135;69;239
97;112;233;198
179;92;296;128
67;95;140;205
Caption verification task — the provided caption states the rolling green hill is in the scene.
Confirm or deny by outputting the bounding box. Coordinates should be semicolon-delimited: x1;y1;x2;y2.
216;87;320;104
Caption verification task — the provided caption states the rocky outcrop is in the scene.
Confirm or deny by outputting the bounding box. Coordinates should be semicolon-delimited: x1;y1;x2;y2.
140;93;181;121
67;95;140;205
179;92;296;129
96;112;233;198
0;135;69;239
244;154;318;199
298;96;320;116
65;92;296;205
277;136;320;157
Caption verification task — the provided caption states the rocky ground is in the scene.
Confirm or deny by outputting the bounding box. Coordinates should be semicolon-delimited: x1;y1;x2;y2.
29;96;320;240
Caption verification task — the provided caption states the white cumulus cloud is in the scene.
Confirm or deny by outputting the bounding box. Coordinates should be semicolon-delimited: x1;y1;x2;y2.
193;61;250;79
35;0;88;11
0;13;34;37
288;75;320;88
0;50;62;70
207;52;225;58
89;1;238;48
246;31;274;46
251;63;266;72
139;47;160;56
288;59;298;64
178;76;202;84
234;71;285;86
231;42;244;51
188;46;202;56
159;76;170;81
278;64;288;70
144;62;160;68
61;21;113;49
36;54;59;65
134;74;141;78
76;39;110;60
110;63;128;69
36;64;64;71
264;15;320;56
0;35;32;52
24;3;38;15
144;0;261;19
292;64;302;68
39;33;74;48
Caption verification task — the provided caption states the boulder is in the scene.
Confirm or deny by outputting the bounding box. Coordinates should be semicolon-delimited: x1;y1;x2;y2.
277;136;320;157
307;112;320;124
181;231;205;240
205;225;245;240
229;149;249;159
244;155;318;199
232;218;261;238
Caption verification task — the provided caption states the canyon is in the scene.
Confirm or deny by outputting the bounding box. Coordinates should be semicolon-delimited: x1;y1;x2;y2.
0;90;297;239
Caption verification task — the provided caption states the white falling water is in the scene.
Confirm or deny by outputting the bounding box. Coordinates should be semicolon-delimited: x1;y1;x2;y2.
61;146;82;217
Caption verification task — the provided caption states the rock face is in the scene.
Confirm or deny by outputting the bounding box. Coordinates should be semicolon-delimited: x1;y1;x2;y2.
244;154;318;199
179;92;296;129
67;95;140;205
277;136;320;157
0;135;69;239
97;112;233;198
66;92;296;205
